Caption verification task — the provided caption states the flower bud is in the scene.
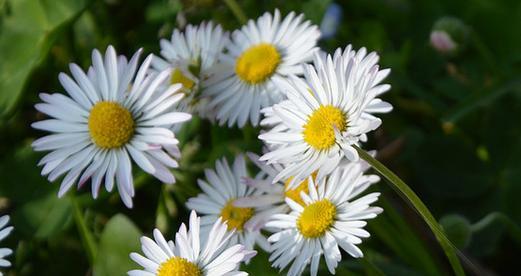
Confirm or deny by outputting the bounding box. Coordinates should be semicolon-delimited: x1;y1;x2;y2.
430;17;469;55
320;3;343;40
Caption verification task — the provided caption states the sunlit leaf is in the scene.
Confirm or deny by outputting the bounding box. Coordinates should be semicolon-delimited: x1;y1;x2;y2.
0;0;89;119
93;214;142;276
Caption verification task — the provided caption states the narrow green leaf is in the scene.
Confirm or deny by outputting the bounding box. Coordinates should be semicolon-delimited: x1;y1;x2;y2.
442;80;521;123
354;146;465;276
72;198;97;265
223;0;248;24
370;197;443;275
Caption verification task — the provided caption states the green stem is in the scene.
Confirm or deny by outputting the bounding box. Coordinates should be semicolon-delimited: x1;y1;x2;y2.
471;31;499;76
72;198;97;265
354;146;465;276
471;212;521;246
360;258;385;276
223;0;247;24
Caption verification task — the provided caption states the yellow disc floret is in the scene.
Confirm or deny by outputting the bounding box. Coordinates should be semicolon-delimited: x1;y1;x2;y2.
220;199;254;231
157;257;201;276
284;172;318;206
171;68;195;90
88;101;134;149
303;105;347;150
297;199;336;238
235;43;281;84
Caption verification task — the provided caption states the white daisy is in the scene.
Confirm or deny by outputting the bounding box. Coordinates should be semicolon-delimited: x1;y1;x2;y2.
204;9;320;127
129;210;256;276
152;21;229;121
234;152;377;230
266;164;382;276
32;46;192;208
186;155;270;252
259;46;392;186
0;215;13;274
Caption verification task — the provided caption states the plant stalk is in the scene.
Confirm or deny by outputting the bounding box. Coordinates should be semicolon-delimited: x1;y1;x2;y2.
223;0;247;24
72;198;97;265
354;146;465;276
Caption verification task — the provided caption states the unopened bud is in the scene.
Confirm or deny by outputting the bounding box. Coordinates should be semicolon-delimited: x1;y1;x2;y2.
320;3;343;40
430;17;469;55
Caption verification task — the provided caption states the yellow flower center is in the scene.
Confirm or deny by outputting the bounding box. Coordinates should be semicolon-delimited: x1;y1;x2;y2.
157;257;201;276
284;172;317;206
171;68;195;90
220;199;254;231
297;199;336;238
235;43;281;84
303;105;347;150
88;101;134;149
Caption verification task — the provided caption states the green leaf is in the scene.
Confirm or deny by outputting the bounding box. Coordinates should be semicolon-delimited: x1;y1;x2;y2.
301;0;332;23
355;146;466;276
93;214;142;276
0;146;73;238
442;80;521;124
0;0;89;119
370;197;443;275
72;198;97;265
18;193;73;239
145;0;181;22
440;215;472;249
223;0;248;24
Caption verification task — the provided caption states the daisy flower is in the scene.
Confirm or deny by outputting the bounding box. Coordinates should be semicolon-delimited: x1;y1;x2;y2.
266;164;382;276
0;215;13;274
259;46;392;186
234;152;378;230
129;210;256;276
152;22;229;121
203;9;320;127
186;155;269;252
32;46;191;208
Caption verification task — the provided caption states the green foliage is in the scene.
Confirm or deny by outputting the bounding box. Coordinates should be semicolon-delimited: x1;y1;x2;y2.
93;214;142;276
439;214;472;249
0;0;89;119
0;146;73;239
0;0;520;275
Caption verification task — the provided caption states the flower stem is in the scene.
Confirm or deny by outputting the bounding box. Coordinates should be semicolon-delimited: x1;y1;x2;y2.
223;0;247;24
471;212;521;246
354;146;465;276
72;198;97;265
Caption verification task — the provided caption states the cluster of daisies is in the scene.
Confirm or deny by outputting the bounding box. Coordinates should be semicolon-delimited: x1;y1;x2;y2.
24;9;392;276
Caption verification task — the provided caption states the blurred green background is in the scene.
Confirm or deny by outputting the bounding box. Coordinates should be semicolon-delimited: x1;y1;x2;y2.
1;0;521;275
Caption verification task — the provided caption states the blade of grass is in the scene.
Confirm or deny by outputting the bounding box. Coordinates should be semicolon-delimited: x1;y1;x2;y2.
354;145;465;276
442;80;521;123
370;197;443;275
223;0;247;24
72;197;97;265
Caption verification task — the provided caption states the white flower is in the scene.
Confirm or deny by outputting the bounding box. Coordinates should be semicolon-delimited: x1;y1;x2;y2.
259;46;392;186
186;155;270;252
0;215;13;274
152;22;229;121
235;152;376;231
266;164;382;276
32;46;192;208
204;9;320;127
129;210;256;276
